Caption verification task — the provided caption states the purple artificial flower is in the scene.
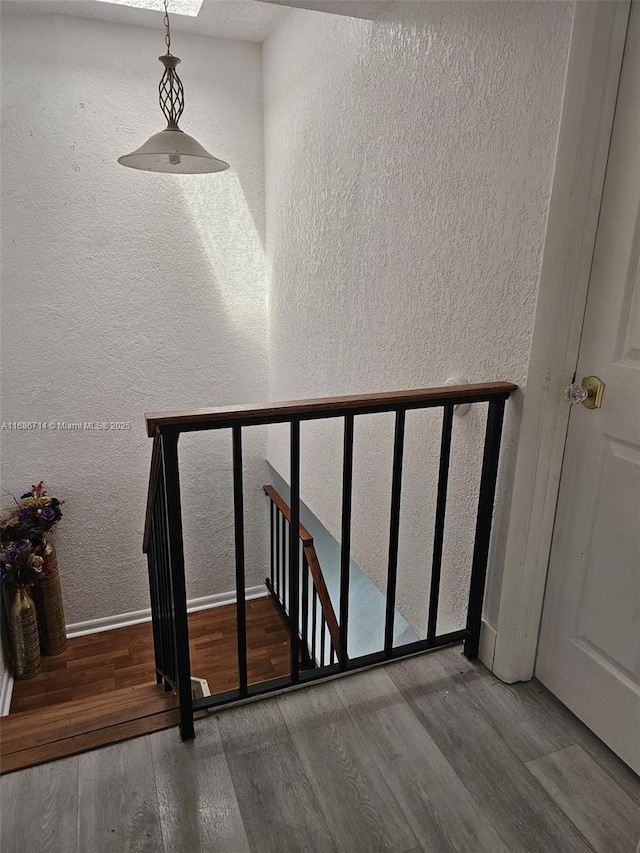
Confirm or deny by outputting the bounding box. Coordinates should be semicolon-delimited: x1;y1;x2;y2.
40;507;56;522
17;507;34;522
0;538;42;587
5;539;30;564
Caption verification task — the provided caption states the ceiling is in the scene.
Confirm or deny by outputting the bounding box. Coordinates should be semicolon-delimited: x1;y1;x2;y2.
258;0;399;22
0;0;292;43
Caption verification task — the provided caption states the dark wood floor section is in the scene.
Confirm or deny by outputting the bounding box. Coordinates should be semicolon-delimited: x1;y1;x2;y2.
1;597;290;773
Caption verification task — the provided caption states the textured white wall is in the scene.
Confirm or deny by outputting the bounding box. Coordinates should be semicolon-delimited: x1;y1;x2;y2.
0;14;268;623
264;3;572;633
1;4;574;637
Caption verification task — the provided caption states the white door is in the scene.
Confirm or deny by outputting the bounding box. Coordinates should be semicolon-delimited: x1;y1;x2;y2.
536;3;640;773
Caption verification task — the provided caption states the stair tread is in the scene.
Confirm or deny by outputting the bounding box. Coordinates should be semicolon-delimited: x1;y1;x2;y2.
0;708;181;774
1;682;176;757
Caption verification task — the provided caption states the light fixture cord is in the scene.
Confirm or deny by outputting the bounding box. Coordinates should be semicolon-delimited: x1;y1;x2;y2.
163;0;172;55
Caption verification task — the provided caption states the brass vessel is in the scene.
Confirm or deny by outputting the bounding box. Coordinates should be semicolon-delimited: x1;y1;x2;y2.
33;541;67;656
8;585;41;679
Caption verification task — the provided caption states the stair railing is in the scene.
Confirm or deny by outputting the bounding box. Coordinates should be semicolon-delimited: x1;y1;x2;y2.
263;485;341;668
143;381;517;740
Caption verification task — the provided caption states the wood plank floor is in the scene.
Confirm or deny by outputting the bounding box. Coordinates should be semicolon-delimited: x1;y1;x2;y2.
1;597;290;773
1;646;638;853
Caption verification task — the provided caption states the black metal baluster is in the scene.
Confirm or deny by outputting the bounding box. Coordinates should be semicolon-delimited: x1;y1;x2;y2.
301;551;310;660
283;519;289;614
146;521;163;684
155;452;175;692
384;409;406;656
289;419;301;683
158;462;177;689
269;501;275;589
339;415;354;668
464;399;506;659
320;619;326;667
159;455;174;687
312;587;318;664
427;404;454;643
161;429;194;741
282;516;286;608
276;507;281;600
144;435;163;683
232;426;249;697
155;468;173;690
151;500;166;683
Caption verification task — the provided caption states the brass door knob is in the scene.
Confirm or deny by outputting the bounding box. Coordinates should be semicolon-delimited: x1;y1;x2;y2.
564;376;605;409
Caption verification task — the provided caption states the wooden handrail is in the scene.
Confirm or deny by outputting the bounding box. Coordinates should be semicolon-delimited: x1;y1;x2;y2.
146;381;518;436
263;485;313;546
264;484;342;661
303;544;341;660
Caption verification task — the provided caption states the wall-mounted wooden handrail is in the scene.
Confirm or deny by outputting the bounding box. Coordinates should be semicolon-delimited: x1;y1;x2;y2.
146;381;518;436
264;484;342;662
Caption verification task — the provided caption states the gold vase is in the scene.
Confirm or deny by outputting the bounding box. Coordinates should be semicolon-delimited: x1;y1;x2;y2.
33;541;67;656
7;585;41;679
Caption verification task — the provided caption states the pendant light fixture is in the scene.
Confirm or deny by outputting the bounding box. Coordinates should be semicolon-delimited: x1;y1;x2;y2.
118;0;229;174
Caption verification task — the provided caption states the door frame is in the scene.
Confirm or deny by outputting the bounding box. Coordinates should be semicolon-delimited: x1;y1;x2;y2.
491;0;632;684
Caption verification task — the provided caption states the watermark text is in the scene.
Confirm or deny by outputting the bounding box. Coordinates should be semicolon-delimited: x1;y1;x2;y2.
2;421;132;432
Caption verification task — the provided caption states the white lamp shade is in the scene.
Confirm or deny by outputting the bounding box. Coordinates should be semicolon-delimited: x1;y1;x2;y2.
118;128;230;174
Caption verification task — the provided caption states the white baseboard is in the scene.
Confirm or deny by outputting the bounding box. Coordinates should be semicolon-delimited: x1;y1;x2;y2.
478;618;498;671
66;584;268;639
0;671;15;717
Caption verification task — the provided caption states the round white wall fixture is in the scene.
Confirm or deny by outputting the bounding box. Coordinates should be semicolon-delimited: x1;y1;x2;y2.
445;375;471;416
